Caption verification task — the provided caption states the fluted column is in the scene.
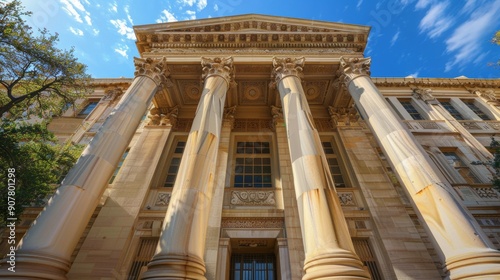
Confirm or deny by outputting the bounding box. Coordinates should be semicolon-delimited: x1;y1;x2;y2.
340;56;500;280
141;57;234;280
0;57;169;279
272;57;370;280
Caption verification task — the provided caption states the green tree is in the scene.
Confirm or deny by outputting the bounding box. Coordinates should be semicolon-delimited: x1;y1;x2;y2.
492;31;500;67
0;0;90;119
0;121;83;223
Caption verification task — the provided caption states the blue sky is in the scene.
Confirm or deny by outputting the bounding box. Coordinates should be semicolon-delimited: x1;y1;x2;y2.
18;0;500;79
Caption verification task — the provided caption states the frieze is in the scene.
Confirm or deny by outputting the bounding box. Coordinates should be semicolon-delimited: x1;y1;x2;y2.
230;190;276;206
232;119;274;132
373;78;500;89
150;47;360;55
155;192;172;206
474;187;500;199
221;217;284;229
337;192;356;206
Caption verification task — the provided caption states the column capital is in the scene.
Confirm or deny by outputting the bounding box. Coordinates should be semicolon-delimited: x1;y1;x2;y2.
147;106;178;127
472;89;497;102
339;57;371;85
271;57;305;84
134;57;171;87
201;56;234;85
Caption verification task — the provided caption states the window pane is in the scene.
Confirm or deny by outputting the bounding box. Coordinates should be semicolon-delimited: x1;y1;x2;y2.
464;101;490;120
441;102;464;120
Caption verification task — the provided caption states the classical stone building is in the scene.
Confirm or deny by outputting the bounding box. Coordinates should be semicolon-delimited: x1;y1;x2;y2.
1;14;500;280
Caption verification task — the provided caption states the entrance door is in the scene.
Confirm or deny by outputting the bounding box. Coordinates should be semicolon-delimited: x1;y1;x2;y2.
230;253;276;280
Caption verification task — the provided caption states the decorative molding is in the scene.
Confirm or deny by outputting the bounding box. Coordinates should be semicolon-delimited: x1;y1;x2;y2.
201;56;234;85
373;78;500;89
230;190;276;206
133;57;171;87
150;47;360;55
232;119;274;132
473;89;497;102
473;187;500;199
272;57;305;84
221;217;284;229
339;57;371;85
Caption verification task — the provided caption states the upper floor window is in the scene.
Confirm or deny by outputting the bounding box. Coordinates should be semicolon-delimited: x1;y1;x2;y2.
440;101;465;120
322;141;348;187
442;151;481;184
399;100;424;120
78;101;98;118
164;140;186;187
462;100;491;120
233;141;272;188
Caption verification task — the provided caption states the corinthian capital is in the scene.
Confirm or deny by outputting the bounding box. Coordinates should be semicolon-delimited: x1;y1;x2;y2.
339;57;371;85
412;88;436;103
201;57;234;85
134;57;170;87
272;57;305;83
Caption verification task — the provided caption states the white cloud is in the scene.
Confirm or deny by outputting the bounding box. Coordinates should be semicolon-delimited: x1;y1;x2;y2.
125;5;134;25
114;44;129;59
419;2;453;38
110;19;136;40
92;28;100;36
445;1;500;71
214;4;218;11
185;10;196;20
415;0;431;10
390;30;400;46
69;26;83;36
357;0;363;9
109;1;118;13
179;0;196;6
197;0;207;11
157;9;178;23
60;0;92;26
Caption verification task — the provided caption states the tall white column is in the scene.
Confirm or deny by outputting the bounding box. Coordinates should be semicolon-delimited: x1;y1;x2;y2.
140;57;234;280
272;57;370;280
340;56;500;280
0;57;169;279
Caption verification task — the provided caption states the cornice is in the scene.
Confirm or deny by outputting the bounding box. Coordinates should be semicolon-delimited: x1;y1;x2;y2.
372;77;500;89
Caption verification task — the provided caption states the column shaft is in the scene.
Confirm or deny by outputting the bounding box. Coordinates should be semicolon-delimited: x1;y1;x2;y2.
141;57;233;280
0;57;169;279
341;57;500;279
272;57;370;280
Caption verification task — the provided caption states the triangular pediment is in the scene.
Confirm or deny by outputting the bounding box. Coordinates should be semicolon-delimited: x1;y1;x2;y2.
134;14;370;54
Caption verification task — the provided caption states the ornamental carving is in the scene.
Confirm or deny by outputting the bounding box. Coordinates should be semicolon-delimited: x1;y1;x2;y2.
103;88;123;101
473;187;500;199
148;106;178;127
338;192;356;206
155;192;172;206
413;88;436;102
328;106;359;127
474;89;497;102
221;217;284;229
272;57;305;83
134;57;171;87
201;56;234;84
339;57;371;85
230;190;276;206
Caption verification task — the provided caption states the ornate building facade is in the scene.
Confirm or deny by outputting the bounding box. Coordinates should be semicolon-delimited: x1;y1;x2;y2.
1;14;500;280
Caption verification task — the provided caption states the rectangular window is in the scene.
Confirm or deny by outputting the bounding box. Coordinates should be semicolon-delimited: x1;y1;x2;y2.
399;100;424;120
233;141;272;188
77;101;98;117
164;140;186;187
109;149;129;184
128;237;159;280
352;238;383;280
463;100;491;120
322;141;347;187
442;151;481;184
440;101;465;120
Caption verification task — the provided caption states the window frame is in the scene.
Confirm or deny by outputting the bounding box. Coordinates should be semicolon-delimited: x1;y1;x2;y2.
77;100;99;118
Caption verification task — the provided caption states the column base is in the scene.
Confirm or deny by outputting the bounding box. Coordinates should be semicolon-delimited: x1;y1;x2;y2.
140;254;206;280
445;249;500;280
302;250;371;280
0;251;70;279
